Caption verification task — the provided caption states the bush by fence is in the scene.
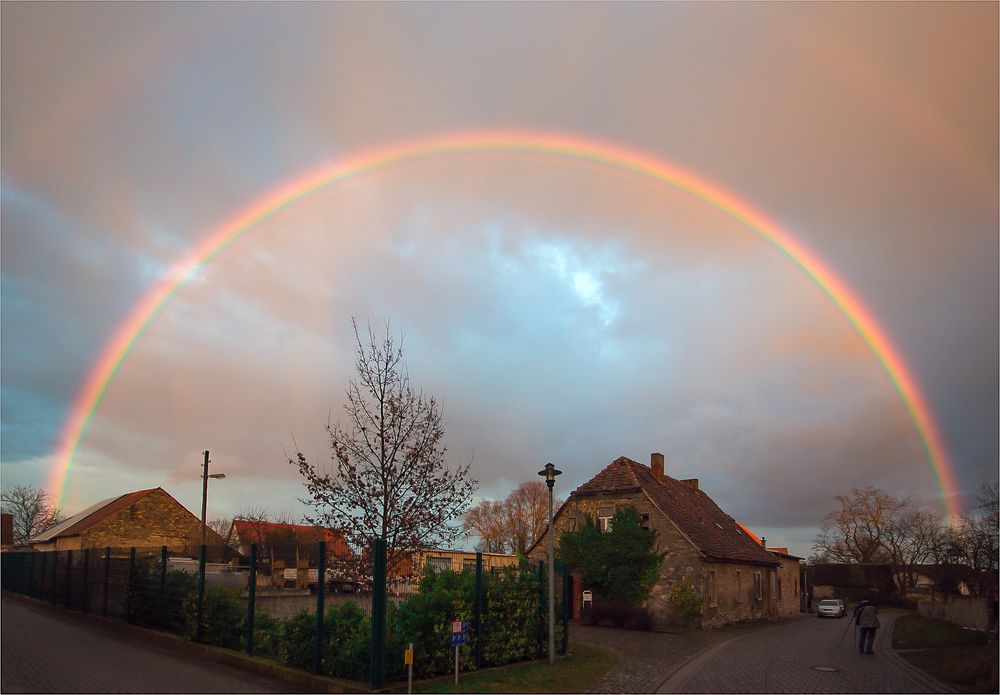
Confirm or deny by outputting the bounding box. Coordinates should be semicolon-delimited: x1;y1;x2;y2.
0;542;568;687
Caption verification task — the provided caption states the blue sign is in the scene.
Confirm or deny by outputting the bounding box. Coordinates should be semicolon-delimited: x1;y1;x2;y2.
450;620;467;646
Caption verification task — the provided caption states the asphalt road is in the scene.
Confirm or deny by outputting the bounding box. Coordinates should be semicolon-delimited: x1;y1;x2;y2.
660;611;952;693
1;597;299;693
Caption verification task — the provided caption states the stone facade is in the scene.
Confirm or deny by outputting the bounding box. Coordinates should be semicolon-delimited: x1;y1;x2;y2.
528;454;801;629
31;488;224;552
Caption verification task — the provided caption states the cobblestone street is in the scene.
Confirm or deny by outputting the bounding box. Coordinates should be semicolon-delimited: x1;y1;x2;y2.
661;611;952;694
573;611;952;694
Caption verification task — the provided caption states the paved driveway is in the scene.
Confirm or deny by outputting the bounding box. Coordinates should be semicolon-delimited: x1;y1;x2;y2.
1;598;298;693
660;611;952;693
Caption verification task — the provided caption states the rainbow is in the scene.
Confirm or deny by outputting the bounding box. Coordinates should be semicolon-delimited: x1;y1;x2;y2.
48;130;961;519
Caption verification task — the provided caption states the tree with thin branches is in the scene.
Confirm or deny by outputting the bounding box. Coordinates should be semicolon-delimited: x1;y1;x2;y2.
1;485;64;545
290;319;477;577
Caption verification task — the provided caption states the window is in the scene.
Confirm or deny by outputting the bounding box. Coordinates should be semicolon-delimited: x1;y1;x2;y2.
777;577;783;600
567;517;577;532
736;571;742;603
708;571;717;607
597;507;614;533
640;514;650;530
770;571;777;601
754;571;763;601
426;557;450;573
462;557;477;570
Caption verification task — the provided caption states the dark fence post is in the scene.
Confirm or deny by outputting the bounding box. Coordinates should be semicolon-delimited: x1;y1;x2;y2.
315;540;326;673
28;552;36;599
159;546;168;631
474;552;483;669
102;547;111;618
196;544;206;641
247;543;257;656
561;563;570;655
65;550;73;609
126;547;136;623
82;549;90;614
369;538;387;690
50;551;58;604
537;560;545;657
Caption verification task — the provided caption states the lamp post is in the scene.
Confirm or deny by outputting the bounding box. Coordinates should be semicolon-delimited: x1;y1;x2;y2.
200;450;226;547
537;462;562;664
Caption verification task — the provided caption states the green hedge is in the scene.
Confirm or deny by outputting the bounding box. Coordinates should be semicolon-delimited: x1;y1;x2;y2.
126;561;559;682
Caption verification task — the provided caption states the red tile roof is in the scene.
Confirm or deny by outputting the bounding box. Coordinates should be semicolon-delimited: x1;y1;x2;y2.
230;520;350;556
570;456;778;566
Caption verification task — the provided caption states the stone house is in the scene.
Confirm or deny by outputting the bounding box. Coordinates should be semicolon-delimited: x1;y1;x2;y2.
528;454;800;629
28;487;226;552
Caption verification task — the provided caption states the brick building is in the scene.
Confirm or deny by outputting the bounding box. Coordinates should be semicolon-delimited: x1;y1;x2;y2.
28;488;225;552
528;454;801;629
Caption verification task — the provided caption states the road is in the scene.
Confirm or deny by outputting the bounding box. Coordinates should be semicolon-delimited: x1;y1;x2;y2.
1;598;300;693
660;611;951;693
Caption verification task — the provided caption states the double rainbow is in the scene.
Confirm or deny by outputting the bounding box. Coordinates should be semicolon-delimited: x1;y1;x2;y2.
48;130;960;518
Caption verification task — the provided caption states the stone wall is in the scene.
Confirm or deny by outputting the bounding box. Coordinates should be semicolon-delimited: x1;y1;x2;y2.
529;491;706;629
917;595;993;631
701;561;774;628
773;555;802;617
80;489;225;549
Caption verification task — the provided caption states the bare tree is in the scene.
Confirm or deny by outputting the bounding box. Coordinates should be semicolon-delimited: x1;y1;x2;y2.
883;508;943;591
290;319;477;576
812;486;906;563
933;482;999;595
464;481;562;555
1;485;64;545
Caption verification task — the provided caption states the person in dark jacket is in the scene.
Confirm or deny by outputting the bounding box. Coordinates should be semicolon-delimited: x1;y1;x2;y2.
853;597;880;654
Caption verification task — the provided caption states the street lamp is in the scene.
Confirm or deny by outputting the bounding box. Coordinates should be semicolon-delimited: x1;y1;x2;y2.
537;461;562;664
200;450;226;547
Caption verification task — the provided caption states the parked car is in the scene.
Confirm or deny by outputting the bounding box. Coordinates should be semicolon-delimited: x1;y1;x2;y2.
817;599;846;618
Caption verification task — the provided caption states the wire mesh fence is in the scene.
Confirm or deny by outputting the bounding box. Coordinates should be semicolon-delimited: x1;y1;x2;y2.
1;541;569;688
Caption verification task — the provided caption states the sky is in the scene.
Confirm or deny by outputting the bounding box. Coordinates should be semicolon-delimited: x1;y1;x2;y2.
2;2;996;558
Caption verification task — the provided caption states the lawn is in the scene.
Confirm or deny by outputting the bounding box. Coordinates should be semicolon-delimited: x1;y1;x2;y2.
892;615;998;693
412;642;617;694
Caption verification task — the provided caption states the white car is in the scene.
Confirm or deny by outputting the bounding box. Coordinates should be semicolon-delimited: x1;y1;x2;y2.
817;599;846;618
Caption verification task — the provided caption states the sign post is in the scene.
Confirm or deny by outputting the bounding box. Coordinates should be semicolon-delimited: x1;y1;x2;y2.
405;642;414;694
451;620;467;684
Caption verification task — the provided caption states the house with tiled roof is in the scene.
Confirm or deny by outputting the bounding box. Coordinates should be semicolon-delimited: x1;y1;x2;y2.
528;453;802;628
28;487;225;552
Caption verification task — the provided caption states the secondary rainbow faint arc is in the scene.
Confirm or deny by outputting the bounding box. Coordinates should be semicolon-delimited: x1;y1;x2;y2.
49;130;960;519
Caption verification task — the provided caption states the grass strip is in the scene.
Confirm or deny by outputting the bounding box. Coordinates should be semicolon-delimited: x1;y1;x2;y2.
414;641;617;693
892;614;997;693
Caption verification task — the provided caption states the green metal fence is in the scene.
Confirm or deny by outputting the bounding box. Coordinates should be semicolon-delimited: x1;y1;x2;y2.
1;543;568;688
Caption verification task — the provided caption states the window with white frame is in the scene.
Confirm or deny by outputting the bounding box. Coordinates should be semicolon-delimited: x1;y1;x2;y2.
597;507;614;533
736;571;742;603
708;571;717;607
754;571;763;601
770;571;777;600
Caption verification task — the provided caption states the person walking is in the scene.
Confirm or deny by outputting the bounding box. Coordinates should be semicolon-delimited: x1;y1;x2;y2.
852;596;880;654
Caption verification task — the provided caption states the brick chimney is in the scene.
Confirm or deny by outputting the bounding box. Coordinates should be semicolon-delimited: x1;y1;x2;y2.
650;452;664;481
681;478;699;491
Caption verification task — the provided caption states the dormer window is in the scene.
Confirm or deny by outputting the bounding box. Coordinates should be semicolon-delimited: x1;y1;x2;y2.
640;514;650;530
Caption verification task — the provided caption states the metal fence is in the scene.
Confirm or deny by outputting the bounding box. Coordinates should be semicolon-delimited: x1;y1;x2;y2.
1;541;570;688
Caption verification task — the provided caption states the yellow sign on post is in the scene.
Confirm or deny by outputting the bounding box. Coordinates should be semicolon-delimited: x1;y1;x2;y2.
404;648;413;665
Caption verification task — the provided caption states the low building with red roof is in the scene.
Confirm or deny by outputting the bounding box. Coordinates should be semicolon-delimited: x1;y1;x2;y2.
528;453;802;628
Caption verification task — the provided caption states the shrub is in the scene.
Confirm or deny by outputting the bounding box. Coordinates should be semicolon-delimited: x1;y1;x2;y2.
321;601;370;680
181;584;245;649
278;610;316;669
669;579;702;626
251;611;282;658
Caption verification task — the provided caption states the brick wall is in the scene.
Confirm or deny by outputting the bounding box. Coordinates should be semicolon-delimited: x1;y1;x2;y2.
79;489;225;549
